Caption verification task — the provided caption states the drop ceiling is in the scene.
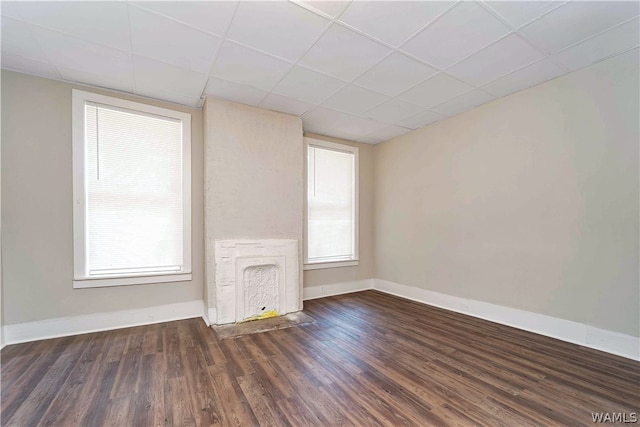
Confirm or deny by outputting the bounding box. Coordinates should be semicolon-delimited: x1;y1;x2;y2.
1;1;638;144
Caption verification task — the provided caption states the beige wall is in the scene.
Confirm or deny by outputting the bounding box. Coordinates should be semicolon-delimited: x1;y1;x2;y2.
3;49;637;339
1;70;205;325
203;97;304;310
374;50;640;337
303;133;374;287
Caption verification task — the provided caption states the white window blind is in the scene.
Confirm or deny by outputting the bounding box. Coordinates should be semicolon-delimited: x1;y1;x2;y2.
307;142;358;264
73;90;191;288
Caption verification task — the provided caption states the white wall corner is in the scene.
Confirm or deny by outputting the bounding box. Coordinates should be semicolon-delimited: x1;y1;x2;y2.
3;300;205;347
372;279;640;361
303;279;374;301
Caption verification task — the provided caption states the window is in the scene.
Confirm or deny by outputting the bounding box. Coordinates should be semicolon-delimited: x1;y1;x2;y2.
72;90;191;288
304;138;358;270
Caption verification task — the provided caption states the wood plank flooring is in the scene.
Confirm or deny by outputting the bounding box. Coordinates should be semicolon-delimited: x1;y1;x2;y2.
2;290;639;426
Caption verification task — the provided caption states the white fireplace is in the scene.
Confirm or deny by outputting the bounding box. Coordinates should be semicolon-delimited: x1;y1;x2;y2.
213;239;300;324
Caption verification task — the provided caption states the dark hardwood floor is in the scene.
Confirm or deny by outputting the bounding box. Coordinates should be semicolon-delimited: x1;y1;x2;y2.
2;290;639;426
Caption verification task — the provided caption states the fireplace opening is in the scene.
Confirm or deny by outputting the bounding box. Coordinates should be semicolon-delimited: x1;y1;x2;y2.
243;264;279;320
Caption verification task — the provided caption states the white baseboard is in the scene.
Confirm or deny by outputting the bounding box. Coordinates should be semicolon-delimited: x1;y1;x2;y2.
303;279;373;301
4;280;637;362
373;279;640;361
2;300;204;347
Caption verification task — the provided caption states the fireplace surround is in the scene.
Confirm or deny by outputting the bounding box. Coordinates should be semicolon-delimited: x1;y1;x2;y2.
212;239;301;324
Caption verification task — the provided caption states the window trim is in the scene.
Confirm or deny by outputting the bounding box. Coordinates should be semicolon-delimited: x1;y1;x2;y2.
72;89;192;289
303;137;359;270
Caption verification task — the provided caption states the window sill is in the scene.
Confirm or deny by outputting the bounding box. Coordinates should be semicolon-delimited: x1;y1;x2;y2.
303;260;359;270
73;273;192;289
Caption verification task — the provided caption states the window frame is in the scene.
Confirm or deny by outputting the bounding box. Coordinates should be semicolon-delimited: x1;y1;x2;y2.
72;89;192;289
303;137;359;270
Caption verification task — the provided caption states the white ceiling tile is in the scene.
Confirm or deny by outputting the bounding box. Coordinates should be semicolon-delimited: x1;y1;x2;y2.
134;56;208;99
397;73;474;108
136;86;202;107
447;34;545;86
329;115;386;135
302;107;353;133
484;1;561;28
259;93;315;116
366;123;412;141
552;18;640;72
613;47;640;66
365;99;425;124
129;6;221;74
205;77;268;106
272;66;345;104
481;59;564;98
431;89;495;116
5;0;636;143
326;114;412;142
57;66;133;93
402;1;511;69
130;1;237;37
339;1;451;46
360;136;383;144
1;52;58;79
354;52;438;96
29;25;133;78
300;24;390;81
211;41;293;91
1;1;131;52
398;109;447;129
520;1;640;54
322;85;388;115
298;0;349;18
1;17;49;62
226;1;329;61
323;127;364;142
356;136;380;145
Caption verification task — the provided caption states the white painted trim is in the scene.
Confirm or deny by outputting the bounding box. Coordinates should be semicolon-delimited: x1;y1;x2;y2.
303;279;373;301
2;300;204;347
303;137;359;266
373;279;640;361
73;273;192;289
303;260;359;270
72;89;192;286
